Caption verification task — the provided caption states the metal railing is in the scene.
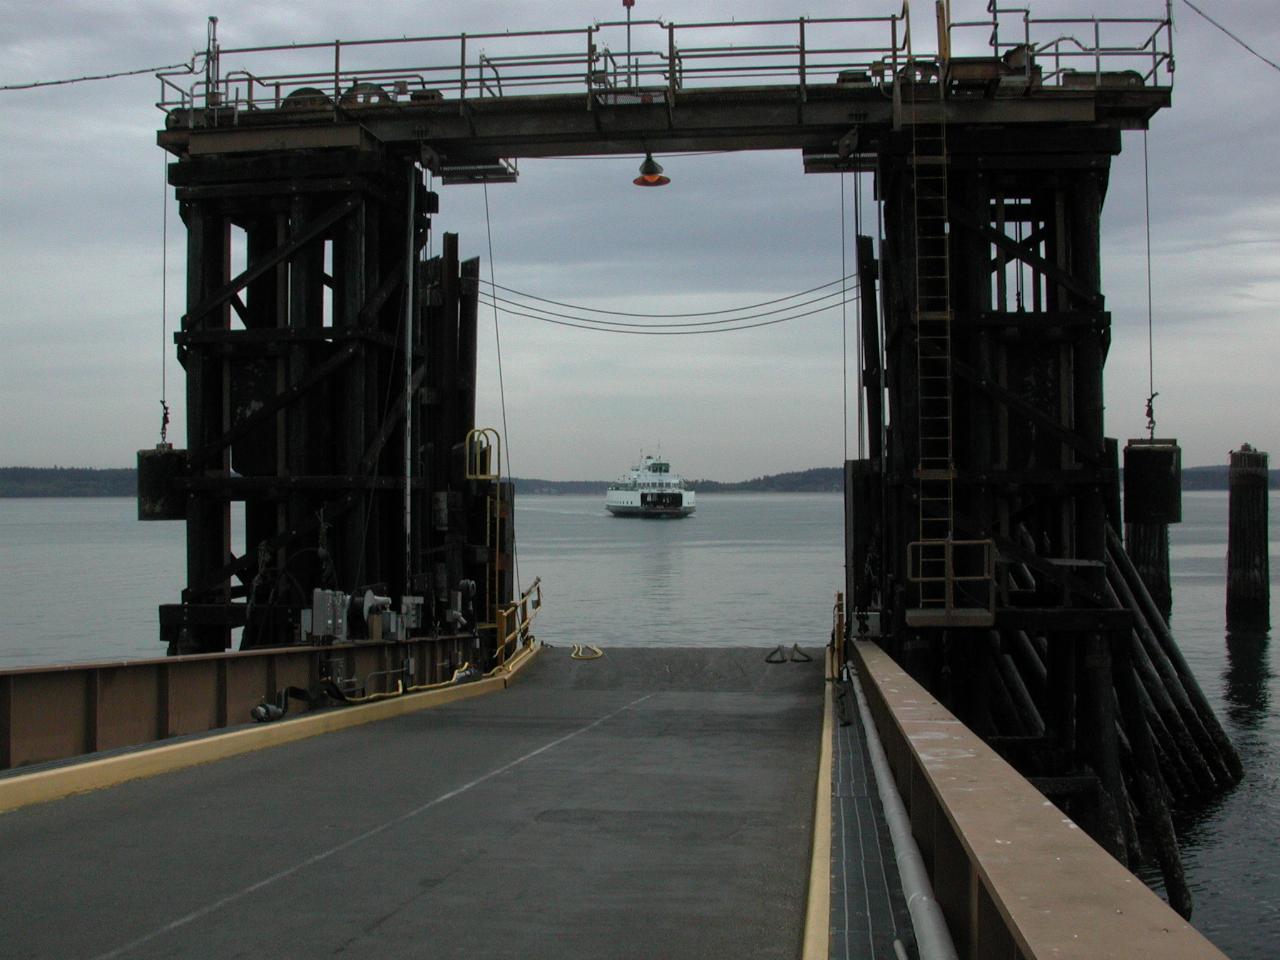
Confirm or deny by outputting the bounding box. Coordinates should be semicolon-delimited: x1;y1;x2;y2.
156;13;909;120
907;537;996;617
494;578;542;671
830;591;847;680
949;0;1175;86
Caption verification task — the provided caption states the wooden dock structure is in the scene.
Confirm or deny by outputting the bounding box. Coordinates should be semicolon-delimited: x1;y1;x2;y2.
0;4;1240;955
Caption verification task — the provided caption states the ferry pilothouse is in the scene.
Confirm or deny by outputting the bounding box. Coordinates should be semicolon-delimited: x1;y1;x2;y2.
605;455;696;518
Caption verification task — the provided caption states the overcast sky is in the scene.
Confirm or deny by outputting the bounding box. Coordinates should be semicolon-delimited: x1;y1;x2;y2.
2;1;1278;481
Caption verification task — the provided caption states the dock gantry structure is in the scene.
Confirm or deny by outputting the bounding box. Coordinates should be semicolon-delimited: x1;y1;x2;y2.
119;0;1240;938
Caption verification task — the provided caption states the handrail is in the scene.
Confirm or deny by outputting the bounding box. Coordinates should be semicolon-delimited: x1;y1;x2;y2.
907;538;996;615
465;428;501;481
947;0;1174;86
494;577;542;670
156;12;910;117
157;5;1172;121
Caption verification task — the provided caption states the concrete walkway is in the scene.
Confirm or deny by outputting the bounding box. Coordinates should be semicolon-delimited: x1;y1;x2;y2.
4;647;824;959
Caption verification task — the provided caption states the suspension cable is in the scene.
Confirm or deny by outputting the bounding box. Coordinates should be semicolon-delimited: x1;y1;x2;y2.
478;288;859;336
478;274;855;319
1;56;202;92
1181;0;1280;74
483;182;520;595
480;284;853;329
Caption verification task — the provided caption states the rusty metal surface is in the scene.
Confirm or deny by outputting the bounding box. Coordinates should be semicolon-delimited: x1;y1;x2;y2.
852;640;1228;960
0;637;470;771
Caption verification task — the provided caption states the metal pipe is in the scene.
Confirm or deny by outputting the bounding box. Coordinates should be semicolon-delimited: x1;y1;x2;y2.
850;663;960;960
403;163;417;593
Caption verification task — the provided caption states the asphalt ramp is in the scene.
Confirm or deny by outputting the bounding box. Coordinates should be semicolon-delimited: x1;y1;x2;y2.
3;646;824;960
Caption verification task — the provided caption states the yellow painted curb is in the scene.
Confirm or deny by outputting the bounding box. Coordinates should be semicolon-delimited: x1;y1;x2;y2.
801;649;834;960
0;643;542;815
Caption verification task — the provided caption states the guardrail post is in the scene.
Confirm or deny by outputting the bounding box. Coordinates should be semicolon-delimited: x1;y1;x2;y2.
799;18;807;100
1094;21;1102;84
497;608;508;668
586;26;595;109
460;34;468;100
333;41;341;116
667;24;676;98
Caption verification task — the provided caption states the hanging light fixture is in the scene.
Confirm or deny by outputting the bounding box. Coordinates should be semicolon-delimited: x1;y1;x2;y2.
633;152;670;187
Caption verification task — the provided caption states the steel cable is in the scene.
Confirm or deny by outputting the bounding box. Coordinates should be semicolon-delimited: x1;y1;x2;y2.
477;273;857;319
477;288;861;335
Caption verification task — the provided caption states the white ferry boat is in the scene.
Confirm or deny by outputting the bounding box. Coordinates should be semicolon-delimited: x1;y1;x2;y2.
605;454;696;518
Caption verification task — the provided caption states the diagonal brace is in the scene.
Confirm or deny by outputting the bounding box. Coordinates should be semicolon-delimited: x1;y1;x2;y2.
360;362;428;473
991;533;1111;608
189;341;361;467
942;349;1105;464
190;494;358;595
183;197;358;330
946;197;1103;309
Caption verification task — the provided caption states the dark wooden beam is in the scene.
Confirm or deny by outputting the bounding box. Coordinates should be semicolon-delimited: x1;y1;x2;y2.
946;350;1106;464
188;341;361;467
948;197;1103;309
183;197;358;330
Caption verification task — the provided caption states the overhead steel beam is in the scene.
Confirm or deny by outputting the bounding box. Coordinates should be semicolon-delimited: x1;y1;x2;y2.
158;84;1169;166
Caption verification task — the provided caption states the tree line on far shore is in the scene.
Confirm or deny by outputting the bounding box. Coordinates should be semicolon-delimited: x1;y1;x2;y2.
0;464;1270;498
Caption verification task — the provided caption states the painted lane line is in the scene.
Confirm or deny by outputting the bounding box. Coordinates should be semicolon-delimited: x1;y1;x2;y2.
90;692;655;960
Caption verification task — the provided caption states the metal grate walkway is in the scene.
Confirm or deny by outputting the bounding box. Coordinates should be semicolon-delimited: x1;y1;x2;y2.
829;679;917;959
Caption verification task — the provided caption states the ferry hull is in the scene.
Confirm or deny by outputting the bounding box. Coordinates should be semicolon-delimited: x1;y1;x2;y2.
605;503;695;518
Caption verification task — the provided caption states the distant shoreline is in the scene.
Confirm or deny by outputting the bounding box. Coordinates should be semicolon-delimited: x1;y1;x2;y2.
0;464;1272;497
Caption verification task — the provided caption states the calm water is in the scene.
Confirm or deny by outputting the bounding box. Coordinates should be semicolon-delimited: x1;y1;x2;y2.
0;491;1275;957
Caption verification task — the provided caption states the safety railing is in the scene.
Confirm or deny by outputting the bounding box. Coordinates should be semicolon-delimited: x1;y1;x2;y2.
156;13;909;121
907;537;996;620
465;428;501;482
949;0;1174;87
494;578;542;671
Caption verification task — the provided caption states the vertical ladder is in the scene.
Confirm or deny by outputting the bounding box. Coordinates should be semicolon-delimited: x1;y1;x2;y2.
903;62;996;629
910;61;955;614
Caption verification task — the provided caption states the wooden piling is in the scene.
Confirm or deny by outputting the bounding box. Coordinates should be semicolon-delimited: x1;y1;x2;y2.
1126;523;1172;621
1107;532;1243;788
1114;642;1194;919
1227;445;1270;630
